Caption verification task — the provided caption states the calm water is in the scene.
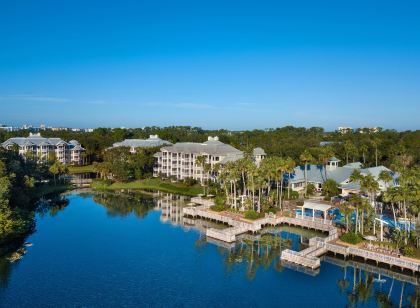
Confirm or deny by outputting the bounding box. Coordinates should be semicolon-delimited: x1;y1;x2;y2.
0;191;418;307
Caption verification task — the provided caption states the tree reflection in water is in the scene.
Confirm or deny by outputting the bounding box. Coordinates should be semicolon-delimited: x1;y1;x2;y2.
0;194;71;289
335;263;420;308
93;191;156;218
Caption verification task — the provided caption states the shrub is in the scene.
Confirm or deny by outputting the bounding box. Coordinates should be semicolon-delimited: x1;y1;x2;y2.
244;210;262;220
214;195;226;206
403;246;414;257
306;183;316;196
284;190;299;200
296;199;304;206
210;204;226;212
340;232;363;245
183;177;198;187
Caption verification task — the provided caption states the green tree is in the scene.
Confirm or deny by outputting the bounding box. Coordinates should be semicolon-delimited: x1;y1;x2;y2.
300;150;313;197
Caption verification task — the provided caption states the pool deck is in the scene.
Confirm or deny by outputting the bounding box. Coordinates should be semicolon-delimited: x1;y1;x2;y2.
183;202;420;274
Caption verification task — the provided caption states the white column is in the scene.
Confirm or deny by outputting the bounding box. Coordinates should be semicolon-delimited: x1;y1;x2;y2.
302;206;304;219
312;209;315;221
324;210;326;223
380;221;384;242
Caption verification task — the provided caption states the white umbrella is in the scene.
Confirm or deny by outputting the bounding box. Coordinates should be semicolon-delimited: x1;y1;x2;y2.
364;235;378;245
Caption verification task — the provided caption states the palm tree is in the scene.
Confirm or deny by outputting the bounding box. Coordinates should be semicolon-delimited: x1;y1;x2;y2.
359;144;368;165
300;150;313;198
285;157;296;199
360;173;379;207
275;157;290;210
49;161;59;185
349;169;362;183
371;139;381;167
378;170;393;189
318;146;334;181
203;162;212;195
344;141;357;164
195;155;205;186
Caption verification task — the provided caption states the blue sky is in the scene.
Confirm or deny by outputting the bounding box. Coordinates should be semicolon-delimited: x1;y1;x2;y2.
0;0;419;130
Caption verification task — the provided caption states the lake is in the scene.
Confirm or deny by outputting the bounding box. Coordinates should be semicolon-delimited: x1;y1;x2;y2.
0;191;418;307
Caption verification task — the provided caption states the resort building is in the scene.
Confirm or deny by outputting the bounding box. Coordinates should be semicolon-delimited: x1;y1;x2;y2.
110;135;172;153
337;127;353;134
1;133;85;165
153;136;266;180
289;157;398;195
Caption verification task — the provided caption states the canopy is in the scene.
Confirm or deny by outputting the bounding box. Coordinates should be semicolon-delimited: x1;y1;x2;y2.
301;202;332;212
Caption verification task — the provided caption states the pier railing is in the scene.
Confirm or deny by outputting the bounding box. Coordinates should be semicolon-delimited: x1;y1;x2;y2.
183;205;420;273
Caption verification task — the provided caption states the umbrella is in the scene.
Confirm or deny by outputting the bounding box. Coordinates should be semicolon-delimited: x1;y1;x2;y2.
364;235;378;245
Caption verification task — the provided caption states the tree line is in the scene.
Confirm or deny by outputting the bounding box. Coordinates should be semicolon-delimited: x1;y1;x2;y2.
1;126;418;167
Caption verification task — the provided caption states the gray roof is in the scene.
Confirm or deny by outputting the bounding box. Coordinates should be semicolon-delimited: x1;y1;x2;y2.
113;136;172;148
160;139;242;156
70;144;85;151
2;135;72;147
329;156;341;162
343;162;363;169
340;182;361;190
253;147;266;155
290;164;354;184
69;140;80;145
291;163;398;187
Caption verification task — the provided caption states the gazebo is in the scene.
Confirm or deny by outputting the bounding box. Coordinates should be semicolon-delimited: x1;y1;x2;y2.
298;202;332;222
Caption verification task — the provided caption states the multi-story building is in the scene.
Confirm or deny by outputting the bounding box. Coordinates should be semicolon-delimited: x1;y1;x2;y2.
110;135;172;153
337;127;353;134
1;133;85;165
153;136;266;181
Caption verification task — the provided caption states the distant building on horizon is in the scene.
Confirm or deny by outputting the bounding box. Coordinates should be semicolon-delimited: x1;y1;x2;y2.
337;127;353;134
357;127;380;134
1;133;85;165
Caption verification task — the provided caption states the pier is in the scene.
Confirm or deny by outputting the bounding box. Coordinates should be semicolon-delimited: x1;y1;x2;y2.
183;202;420;274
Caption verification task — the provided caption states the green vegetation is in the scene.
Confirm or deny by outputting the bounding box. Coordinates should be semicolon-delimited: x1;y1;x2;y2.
0;147;75;255
340;232;363;244
1;126;418;168
68;164;95;174
93;147;158;181
244;210;263;220
210;204;226;212
91;178;203;196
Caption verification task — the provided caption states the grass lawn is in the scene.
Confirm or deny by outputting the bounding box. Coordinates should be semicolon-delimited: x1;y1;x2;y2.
68;164;96;174
91;178;203;196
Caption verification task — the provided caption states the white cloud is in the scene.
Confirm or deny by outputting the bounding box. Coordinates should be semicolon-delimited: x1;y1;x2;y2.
0;94;70;103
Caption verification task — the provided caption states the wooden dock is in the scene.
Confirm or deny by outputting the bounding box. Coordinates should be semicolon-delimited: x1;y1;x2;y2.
183;203;420;274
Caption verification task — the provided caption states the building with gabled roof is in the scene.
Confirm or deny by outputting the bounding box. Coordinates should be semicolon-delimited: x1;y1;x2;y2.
1;133;85;165
289;157;398;195
153;136;265;180
110;135;172;153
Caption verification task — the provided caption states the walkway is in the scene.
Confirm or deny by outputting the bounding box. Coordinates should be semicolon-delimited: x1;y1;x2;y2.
182;203;420;273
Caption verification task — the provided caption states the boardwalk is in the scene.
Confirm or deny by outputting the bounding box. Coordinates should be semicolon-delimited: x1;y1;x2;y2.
183;203;420;273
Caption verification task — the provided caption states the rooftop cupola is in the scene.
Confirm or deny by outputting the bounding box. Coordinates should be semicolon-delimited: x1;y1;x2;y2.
327;157;340;170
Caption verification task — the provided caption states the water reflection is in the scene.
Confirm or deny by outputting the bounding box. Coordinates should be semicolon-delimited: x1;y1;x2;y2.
0;194;70;288
1;191;419;307
93;191;155;218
